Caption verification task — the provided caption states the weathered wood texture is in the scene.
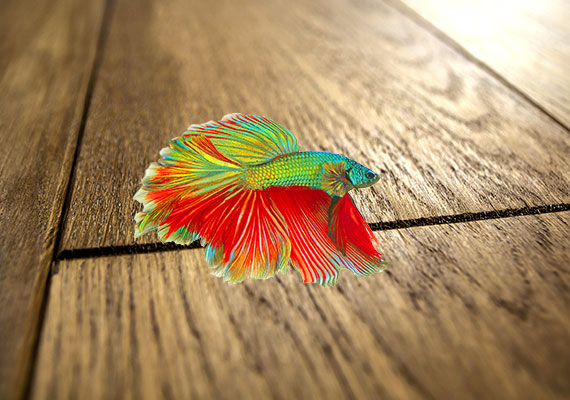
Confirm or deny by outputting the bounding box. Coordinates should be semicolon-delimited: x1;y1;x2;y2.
0;0;105;398
59;0;570;251
32;212;570;400
399;0;570;127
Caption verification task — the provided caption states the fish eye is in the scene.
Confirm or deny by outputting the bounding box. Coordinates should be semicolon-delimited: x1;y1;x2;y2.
365;171;376;179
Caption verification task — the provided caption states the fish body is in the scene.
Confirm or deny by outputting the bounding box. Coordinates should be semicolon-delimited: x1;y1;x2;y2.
134;113;386;285
244;151;379;191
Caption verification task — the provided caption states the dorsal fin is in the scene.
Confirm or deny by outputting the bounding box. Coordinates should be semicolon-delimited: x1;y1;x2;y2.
183;113;300;165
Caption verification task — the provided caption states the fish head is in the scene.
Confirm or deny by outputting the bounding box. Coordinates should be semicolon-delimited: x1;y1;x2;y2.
345;160;380;188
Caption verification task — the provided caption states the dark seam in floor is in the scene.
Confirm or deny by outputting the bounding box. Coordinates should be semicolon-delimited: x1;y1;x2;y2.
22;0;116;399
386;0;570;134
368;203;570;230
57;241;201;261
55;203;570;261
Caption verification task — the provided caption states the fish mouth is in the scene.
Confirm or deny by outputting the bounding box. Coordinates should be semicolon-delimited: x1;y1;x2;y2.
356;181;377;189
361;173;380;188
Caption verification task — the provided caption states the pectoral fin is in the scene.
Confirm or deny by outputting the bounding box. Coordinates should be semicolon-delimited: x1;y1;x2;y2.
322;162;351;197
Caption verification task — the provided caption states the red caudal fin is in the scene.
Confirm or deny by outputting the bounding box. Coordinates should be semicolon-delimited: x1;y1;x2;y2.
134;115;299;283
163;188;291;282
269;187;387;285
134;134;291;283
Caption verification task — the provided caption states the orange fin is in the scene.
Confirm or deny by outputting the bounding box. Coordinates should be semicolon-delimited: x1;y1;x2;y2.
134;129;293;282
162;188;291;283
133;135;242;240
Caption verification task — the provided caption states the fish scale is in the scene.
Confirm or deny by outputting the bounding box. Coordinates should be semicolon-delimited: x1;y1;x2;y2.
245;151;348;189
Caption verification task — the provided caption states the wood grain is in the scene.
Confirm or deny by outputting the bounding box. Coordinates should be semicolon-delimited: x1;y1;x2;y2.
32;212;570;400
398;0;570;127
0;0;105;398
59;0;570;251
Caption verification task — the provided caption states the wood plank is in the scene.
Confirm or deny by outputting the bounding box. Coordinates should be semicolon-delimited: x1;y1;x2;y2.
0;0;106;398
32;212;570;400
59;0;570;251
398;0;570;127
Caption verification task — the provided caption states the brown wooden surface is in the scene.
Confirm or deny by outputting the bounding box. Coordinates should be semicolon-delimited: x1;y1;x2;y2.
0;0;105;398
1;0;569;398
398;0;570;127
32;212;570;400
58;0;570;251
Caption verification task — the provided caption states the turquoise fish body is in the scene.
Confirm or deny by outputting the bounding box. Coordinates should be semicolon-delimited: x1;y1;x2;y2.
245;151;379;194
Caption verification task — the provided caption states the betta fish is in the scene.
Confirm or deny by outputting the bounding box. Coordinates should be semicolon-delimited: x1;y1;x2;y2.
134;113;387;285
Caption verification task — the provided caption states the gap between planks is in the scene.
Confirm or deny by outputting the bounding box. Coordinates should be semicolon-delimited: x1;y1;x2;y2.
51;0;117;267
55;202;570;261
21;1;117;399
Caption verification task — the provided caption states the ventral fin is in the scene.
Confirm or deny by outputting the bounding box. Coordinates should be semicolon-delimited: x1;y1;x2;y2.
322;161;352;197
328;195;346;255
327;193;387;278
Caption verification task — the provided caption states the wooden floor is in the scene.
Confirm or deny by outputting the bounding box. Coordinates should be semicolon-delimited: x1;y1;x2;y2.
1;0;569;399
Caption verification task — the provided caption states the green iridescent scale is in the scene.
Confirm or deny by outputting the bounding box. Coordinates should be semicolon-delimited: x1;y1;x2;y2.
245;151;348;189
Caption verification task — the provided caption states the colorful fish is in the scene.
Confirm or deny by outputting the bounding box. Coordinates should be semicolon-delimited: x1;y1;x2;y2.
134;113;387;285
